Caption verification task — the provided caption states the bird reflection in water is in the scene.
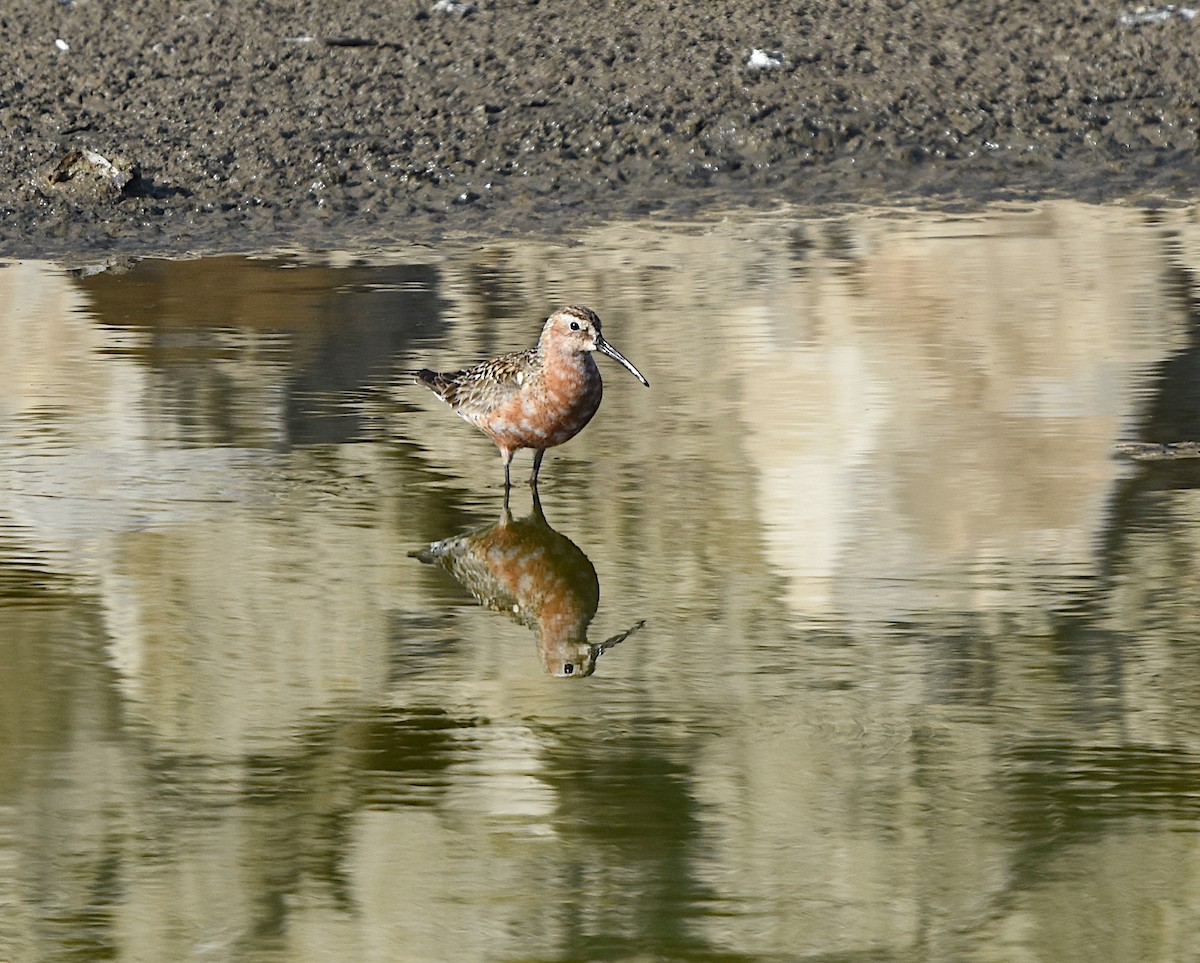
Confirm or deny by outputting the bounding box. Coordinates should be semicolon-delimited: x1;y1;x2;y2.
413;491;643;677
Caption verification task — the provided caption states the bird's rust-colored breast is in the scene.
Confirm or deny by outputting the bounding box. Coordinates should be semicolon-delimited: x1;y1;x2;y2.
479;354;602;452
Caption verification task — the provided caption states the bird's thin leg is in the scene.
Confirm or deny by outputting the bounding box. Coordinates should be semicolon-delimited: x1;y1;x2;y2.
529;449;545;487
501;449;513;489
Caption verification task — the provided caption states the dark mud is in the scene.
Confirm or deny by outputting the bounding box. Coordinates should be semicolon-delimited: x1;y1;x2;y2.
2;0;1199;259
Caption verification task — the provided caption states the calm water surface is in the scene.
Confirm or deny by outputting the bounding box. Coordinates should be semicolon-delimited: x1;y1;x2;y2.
3;202;1200;962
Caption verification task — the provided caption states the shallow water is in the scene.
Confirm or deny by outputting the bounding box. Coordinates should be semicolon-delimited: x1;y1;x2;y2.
3;202;1200;962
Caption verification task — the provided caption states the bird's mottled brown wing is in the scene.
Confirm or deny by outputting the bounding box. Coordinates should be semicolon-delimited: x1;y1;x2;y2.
415;348;536;421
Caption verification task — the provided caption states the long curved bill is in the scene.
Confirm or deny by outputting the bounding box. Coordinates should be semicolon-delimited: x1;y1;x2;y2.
596;335;650;387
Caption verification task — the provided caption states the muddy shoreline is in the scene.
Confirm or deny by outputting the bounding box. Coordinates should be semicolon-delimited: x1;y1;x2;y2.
2;0;1198;260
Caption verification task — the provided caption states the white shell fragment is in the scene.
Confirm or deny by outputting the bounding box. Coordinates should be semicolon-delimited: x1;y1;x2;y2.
433;0;477;13
78;149;133;190
1118;5;1198;24
747;48;784;69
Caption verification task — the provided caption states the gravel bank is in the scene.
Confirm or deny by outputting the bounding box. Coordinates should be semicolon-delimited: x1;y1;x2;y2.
2;0;1198;258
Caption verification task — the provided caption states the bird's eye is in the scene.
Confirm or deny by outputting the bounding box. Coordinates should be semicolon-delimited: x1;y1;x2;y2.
569;321;581;331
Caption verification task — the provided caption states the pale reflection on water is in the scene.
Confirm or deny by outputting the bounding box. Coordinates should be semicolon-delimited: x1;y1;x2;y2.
2;202;1200;961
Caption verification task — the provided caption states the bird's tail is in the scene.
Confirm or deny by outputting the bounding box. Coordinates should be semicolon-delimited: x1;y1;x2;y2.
412;367;452;395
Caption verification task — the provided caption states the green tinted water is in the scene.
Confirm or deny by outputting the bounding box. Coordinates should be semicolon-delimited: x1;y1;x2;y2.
2;202;1199;962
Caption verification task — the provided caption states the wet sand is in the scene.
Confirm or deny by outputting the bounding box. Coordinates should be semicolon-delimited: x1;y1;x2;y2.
3;0;1199;259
